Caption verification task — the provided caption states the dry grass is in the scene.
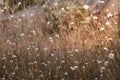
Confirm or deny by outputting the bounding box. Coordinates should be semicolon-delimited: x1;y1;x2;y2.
0;0;120;80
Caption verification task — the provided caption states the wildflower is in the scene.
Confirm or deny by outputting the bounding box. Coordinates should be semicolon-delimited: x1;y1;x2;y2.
70;54;73;57
18;2;21;6
104;47;108;51
2;77;5;80
101;66;106;71
1;9;4;12
75;61;79;64
43;47;48;51
61;8;65;11
74;66;78;69
104;61;109;66
11;72;15;75
100;27;105;31
40;75;44;77
97;60;102;64
68;50;72;54
55;34;60;38
94;77;98;80
59;8;66;14
70;67;75;71
61;60;65;63
75;49;79;52
22;14;25;17
108;53;115;59
49;37;53;42
93;16;98;20
2;57;6;61
30;13;34;16
83;5;89;10
10;60;13;63
42;62;47;66
57;66;61;69
35;48;39;51
66;6;69;10
15;66;19;70
51;53;54;57
20;33;24;37
64;72;68;75
33;61;37;64
27;47;30;50
99;0;105;4
11;15;14;18
82;66;85;69
105;22;110;26
31;30;36;35
107;13;113;18
12;55;17;58
47;61;51;64
47;21;50;25
54;2;58;6
111;4;115;7
2;65;6;69
70;66;78;71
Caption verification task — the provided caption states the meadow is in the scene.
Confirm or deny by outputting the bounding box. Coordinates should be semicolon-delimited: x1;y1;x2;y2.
0;0;120;80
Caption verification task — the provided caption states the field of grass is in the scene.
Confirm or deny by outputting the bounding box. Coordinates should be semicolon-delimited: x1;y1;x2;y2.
0;0;120;80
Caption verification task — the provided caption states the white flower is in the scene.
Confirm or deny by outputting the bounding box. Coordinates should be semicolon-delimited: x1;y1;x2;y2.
49;37;53;42
12;55;16;58
1;9;4;12
33;61;37;64
55;34;60;38
104;47;108;51
35;48;39;51
93;16;98;20
22;14;25;17
61;60;65;63
75;49;79;52
100;27;105;31
66;6;69;10
101;66;106;71
111;4;115;7
99;1;105;4
74;66;78;69
11;72;15;75
94;77;98;80
43;47;48;51
51;53;54;57
30;13;34;16
97;60;102;64
104;61;109;66
107;13;113;18
70;22;75;25
70;66;78;71
18;2;21;6
64;72;68;75
10;60;13;63
105;22;110;25
20;33;24;37
83;5;89;10
31;30;36;35
54;2;58;6
11;15;14;18
61;8;65;11
70;67;75;71
108;53;115;59
75;61;79;64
